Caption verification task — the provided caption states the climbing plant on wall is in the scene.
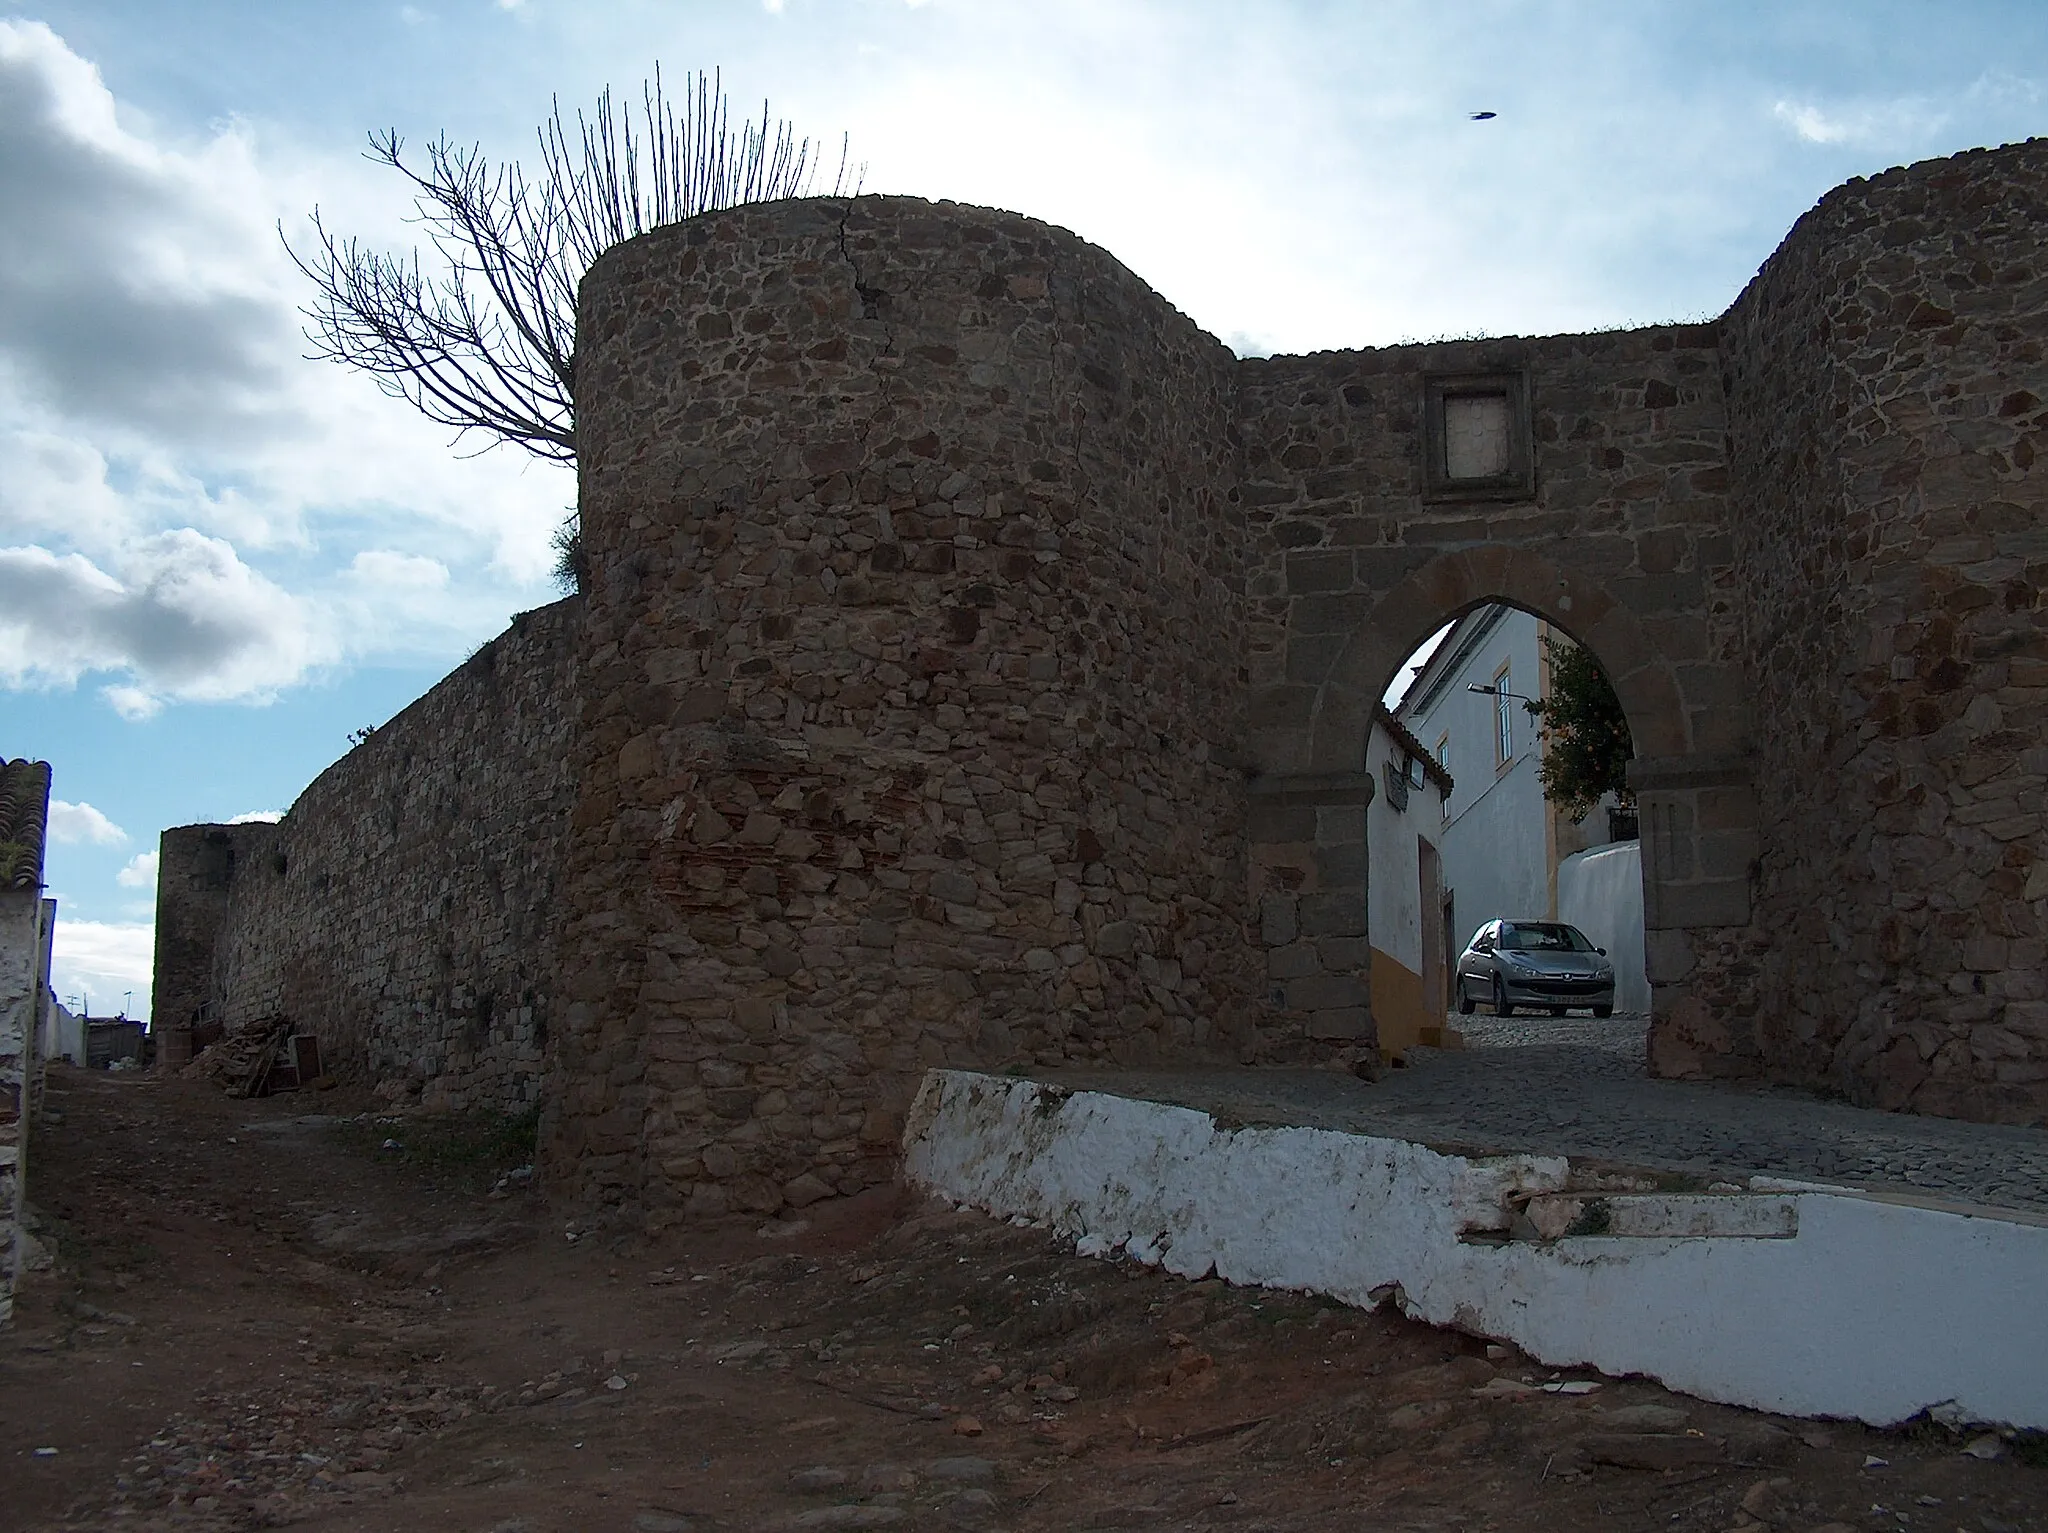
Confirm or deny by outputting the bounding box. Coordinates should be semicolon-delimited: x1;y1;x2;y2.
1525;636;1634;823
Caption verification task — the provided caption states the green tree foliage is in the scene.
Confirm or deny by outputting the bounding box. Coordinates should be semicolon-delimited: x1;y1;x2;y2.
1525;636;1634;822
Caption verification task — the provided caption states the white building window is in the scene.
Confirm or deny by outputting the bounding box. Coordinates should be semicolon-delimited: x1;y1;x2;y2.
1493;663;1513;767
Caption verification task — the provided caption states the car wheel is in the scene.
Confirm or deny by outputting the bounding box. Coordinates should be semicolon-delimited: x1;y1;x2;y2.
1493;976;1512;1017
1456;974;1476;1015
1549;1006;1566;1017
1593;1004;1613;1019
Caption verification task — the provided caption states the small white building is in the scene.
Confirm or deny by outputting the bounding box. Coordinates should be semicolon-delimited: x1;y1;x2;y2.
1392;605;1645;1011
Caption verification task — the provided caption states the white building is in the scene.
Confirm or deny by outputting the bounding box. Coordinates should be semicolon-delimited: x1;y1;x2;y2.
1392;606;1647;1013
1363;707;1456;1057
2;758;53;1325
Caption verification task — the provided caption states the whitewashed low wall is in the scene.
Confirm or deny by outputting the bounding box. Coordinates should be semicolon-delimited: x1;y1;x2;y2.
902;1069;2048;1429
1558;840;1648;1013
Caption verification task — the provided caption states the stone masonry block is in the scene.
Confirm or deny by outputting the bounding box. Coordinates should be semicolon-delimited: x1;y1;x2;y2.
1285;631;1349;686
1313;841;1366;887
1306;1006;1369;1040
1696;828;1761;880
1247;685;1318;730
1260;894;1300;946
1643;928;1697;984
1298;893;1366;939
1656;878;1751;930
1285;550;1355;594
1246;803;1317;843
1286;972;1368;1011
1314;804;1367;844
1266;943;1322;981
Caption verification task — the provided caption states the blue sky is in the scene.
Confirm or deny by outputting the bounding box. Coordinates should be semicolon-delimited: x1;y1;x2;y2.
3;1;2042;1018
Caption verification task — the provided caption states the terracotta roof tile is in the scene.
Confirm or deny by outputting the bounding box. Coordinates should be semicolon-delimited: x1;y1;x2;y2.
0;759;52;890
1375;706;1455;796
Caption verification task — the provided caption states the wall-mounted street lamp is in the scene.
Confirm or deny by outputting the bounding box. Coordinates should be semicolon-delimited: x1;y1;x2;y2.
1466;683;1539;706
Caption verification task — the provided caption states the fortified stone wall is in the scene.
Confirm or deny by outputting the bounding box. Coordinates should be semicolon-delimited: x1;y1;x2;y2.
194;600;580;1109
151;821;277;1070
153;139;2048;1216
551;197;1270;1221
1722;140;2048;1121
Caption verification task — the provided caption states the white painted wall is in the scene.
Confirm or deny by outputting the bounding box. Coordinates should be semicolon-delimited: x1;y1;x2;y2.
1365;720;1434;977
905;1070;2048;1430
1558;842;1649;1012
39;994;84;1069
1400;608;1551;947
0;887;41;1327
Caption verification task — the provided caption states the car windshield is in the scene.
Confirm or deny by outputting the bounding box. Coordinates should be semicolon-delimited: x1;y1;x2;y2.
1500;922;1595;953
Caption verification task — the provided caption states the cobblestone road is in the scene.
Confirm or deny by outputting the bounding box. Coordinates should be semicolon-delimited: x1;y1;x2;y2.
1047;1019;2048;1217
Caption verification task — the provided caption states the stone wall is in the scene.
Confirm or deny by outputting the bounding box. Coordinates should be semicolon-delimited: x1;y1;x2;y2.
551;197;1273;1220
187;600;580;1109
151;822;277;1070
1721;140;2048;1121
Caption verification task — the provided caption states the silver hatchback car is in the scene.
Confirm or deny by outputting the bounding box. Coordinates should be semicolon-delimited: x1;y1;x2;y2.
1455;919;1616;1018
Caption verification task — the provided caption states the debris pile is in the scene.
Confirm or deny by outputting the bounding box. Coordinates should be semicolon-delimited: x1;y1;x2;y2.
181;1017;296;1098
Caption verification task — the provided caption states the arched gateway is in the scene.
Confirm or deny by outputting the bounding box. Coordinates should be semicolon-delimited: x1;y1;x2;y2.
540;139;2046;1216
1241;528;1756;1081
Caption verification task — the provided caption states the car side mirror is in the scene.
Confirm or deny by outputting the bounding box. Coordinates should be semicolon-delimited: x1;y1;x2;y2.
1597;947;1607;956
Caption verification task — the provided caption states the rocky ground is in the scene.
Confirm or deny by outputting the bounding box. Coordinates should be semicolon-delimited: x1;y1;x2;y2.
2;1064;2044;1533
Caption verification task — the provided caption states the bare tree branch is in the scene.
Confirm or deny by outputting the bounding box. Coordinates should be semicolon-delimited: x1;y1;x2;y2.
285;69;860;468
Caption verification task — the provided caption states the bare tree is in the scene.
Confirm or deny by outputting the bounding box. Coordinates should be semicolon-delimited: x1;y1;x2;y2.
287;69;857;468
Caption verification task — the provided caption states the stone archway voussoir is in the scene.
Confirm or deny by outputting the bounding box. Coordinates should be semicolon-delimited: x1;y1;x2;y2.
1575;604;1654;687
1609;662;1690;758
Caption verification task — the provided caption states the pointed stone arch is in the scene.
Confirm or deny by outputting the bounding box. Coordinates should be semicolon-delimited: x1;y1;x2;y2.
1309;545;1691;774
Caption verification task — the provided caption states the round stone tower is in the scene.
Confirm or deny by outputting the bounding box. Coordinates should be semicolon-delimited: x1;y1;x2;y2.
550;196;1270;1221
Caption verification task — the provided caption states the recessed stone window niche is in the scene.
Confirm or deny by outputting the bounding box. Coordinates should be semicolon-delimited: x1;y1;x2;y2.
1421;371;1534;502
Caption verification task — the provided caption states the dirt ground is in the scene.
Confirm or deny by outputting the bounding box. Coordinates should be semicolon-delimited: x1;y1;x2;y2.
2;1066;2043;1533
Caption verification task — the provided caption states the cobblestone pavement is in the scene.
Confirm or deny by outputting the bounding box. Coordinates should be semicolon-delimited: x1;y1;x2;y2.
1449;1012;1650;1069
1046;1023;2048;1218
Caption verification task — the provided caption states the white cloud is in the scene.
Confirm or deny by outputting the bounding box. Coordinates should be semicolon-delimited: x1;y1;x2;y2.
1770;96;1949;149
116;848;158;887
49;916;154;1019
0;20;573;720
1772;101;1851;145
0;532;331;711
0;21;296;448
344;550;450;590
226;810;284;824
47;798;126;844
